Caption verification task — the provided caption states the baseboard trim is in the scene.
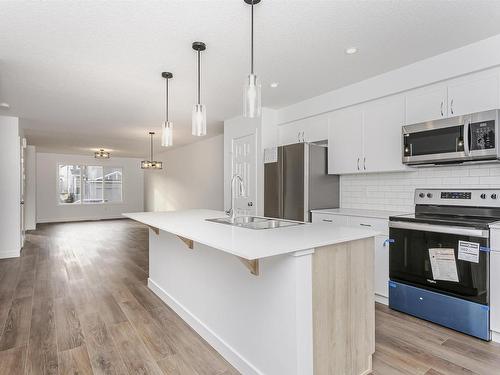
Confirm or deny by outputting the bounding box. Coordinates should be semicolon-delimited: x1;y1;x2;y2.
36;216;127;224
492;331;500;343
375;294;388;305
148;278;263;375
0;250;20;259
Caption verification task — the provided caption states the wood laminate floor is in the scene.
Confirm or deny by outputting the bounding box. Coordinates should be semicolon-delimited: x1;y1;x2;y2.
0;219;499;375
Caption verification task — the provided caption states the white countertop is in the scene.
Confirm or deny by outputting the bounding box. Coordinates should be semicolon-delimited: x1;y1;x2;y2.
123;209;378;260
311;207;408;220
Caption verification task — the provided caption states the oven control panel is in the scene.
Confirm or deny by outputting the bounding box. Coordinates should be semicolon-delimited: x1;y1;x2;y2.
415;189;500;207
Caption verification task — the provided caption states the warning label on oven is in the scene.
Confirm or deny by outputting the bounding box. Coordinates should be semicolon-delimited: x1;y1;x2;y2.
429;248;459;282
458;240;480;263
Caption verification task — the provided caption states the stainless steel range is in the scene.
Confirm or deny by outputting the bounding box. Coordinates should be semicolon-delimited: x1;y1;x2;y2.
389;188;500;340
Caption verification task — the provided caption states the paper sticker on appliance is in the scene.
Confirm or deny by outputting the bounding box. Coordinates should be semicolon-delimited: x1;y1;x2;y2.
429;248;459;282
458;240;480;263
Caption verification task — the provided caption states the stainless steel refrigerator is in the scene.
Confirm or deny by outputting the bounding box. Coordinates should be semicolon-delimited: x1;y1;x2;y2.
264;142;339;222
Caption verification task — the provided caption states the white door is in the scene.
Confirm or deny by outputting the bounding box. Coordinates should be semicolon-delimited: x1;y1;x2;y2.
405;83;448;124
328;105;363;174
447;71;500;117
231;133;257;216
363;95;408;173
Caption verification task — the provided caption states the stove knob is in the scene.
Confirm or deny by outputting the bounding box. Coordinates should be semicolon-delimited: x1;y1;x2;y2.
427;193;433;198
481;193;487;199
419;193;425;198
492;194;497;200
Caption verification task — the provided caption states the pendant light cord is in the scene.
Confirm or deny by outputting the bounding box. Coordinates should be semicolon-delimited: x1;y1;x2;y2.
197;51;201;105
251;0;254;74
165;77;169;122
150;133;154;161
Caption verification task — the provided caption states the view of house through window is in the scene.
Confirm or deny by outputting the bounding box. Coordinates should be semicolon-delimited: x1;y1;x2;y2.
58;164;122;204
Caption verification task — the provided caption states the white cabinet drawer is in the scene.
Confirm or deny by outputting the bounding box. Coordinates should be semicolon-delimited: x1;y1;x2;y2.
311;213;349;225
348;216;389;235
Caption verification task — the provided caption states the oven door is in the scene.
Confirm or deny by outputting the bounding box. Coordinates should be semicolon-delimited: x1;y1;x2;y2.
389;221;489;305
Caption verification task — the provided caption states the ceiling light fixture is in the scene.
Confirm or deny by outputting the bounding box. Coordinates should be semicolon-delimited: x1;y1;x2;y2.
270;82;279;88
192;41;207;137
141;132;163;169
345;47;358;55
94;149;110;159
161;72;173;147
243;0;262;118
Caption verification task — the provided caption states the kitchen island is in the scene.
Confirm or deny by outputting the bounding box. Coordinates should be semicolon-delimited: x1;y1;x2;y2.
124;209;378;375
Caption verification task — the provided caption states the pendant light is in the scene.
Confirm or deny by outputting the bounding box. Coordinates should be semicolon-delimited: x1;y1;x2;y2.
94;149;110;159
141;132;163;169
161;72;173;147
243;0;262;118
192;41;207;136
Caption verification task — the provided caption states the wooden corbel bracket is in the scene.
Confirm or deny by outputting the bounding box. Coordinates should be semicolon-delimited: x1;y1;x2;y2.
177;236;194;249
238;257;260;276
147;225;160;235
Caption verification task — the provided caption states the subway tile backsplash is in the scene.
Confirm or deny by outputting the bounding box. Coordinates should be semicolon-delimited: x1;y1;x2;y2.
340;163;500;213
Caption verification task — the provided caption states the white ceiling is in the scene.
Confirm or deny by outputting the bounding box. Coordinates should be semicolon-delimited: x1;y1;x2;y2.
1;0;500;158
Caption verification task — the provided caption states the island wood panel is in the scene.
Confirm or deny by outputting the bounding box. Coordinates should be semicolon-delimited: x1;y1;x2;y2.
312;237;375;375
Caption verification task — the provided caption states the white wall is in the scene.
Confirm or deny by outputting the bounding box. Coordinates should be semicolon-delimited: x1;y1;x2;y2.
276;34;500;125
36;152;144;223
25;145;36;230
341;163;500;213
144;135;224;212
0;116;21;258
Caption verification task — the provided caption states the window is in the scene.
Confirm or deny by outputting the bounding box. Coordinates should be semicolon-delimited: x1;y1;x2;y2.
58;164;122;205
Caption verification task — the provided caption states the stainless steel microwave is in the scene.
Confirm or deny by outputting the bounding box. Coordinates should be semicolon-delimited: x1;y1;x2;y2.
402;109;500;166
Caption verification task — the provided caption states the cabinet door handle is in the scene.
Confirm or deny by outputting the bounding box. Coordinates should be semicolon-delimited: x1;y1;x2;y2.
450;99;454;115
360;223;372;227
357;157;360;170
363;157;366;170
322;219;333;223
440;101;444;116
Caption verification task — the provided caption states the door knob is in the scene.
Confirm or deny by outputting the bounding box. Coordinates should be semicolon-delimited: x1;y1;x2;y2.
248;202;253;207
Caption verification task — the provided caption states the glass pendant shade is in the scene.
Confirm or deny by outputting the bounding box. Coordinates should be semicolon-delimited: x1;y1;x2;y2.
161;121;173;147
243;73;261;118
192;104;207;136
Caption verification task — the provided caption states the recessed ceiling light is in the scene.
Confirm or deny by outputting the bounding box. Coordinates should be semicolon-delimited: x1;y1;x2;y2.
345;47;358;55
0;102;10;109
270;82;279;88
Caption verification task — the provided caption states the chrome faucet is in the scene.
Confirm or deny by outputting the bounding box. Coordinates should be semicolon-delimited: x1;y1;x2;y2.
226;174;246;222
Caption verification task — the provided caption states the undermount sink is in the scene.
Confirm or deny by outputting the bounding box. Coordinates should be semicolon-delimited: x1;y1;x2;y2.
206;215;305;230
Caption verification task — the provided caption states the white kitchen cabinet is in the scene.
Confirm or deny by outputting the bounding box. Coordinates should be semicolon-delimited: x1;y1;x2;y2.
491;250;500;339
311;212;349;225
374;235;390;299
447;71;500;117
278;113;328;146
405;69;500;125
363;95;407;173
405;83;448;125
328;94;407;174
328;106;363;174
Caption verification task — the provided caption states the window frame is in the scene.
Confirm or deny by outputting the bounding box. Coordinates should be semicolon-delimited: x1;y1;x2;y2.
57;163;124;206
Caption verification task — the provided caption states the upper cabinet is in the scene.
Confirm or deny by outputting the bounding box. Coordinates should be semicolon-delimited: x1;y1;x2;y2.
328;106;363;174
447;71;499;117
405;69;500;125
328;94;408;175
363;95;407;173
405;83;448;124
278;113;328;145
